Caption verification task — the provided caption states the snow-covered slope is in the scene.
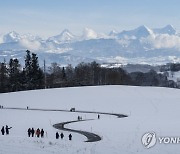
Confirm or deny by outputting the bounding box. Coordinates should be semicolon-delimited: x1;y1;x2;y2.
1;25;180;65
0;85;180;154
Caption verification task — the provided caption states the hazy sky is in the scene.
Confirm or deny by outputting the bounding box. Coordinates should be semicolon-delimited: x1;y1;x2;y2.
0;0;179;37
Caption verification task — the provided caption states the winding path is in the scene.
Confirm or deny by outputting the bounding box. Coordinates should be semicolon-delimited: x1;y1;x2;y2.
53;119;101;142
1;107;128;142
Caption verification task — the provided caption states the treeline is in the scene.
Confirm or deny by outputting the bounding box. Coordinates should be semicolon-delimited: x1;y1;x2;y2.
160;63;180;72
0;50;177;93
0;50;44;93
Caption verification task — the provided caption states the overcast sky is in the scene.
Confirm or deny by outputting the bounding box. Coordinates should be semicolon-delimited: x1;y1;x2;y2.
0;0;179;37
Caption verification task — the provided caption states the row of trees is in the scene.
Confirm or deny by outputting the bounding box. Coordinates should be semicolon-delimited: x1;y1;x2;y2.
46;62;131;88
0;50;44;93
0;50;177;93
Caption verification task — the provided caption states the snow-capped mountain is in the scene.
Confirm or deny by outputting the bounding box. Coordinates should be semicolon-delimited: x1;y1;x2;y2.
153;25;176;35
47;29;76;43
117;25;153;39
0;25;180;66
3;31;21;43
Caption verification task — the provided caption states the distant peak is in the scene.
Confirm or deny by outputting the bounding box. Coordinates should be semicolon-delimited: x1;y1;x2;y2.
83;28;98;39
136;25;150;31
109;30;118;36
165;24;174;29
134;25;153;36
153;25;176;35
61;29;71;34
47;29;75;42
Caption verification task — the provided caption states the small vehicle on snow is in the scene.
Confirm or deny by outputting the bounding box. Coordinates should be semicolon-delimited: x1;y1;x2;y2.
70;108;75;112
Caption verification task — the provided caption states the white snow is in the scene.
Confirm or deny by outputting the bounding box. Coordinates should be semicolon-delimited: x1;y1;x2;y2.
82;28;98;40
0;85;180;154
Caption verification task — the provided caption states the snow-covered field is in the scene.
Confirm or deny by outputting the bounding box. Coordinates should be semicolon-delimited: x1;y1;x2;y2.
0;85;180;154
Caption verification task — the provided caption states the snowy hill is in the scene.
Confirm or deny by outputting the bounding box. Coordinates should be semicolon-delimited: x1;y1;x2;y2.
0;85;180;154
1;25;180;65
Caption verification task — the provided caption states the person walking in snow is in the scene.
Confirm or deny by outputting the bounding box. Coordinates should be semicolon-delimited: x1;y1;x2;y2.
56;132;59;139
36;128;40;138
28;128;31;137
98;114;100;119
31;128;35;137
5;125;12;135
60;132;64;139
69;134;72;140
1;126;5;135
41;129;44;138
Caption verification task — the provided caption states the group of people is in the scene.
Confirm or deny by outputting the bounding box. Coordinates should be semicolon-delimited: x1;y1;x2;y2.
27;128;45;138
77;116;83;121
56;132;72;140
1;125;12;135
27;128;72;140
0;105;4;109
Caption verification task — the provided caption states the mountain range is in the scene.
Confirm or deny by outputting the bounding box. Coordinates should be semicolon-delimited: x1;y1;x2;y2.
0;25;180;66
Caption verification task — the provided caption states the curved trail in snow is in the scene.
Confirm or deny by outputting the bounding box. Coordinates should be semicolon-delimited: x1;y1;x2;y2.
53;119;102;142
2;107;128;142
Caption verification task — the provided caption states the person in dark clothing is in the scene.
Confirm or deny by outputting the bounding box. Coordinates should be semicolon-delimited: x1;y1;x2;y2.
98;114;100;119
60;132;64;139
36;128;40;138
69;134;72;140
56;132;59;139
41;129;44;138
5;125;12;135
28;128;31;137
1;126;5;135
31;128;35;137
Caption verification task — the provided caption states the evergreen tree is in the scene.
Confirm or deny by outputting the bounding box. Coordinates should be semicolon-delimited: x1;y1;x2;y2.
31;53;44;89
0;62;8;92
24;50;32;89
8;58;21;91
23;50;44;90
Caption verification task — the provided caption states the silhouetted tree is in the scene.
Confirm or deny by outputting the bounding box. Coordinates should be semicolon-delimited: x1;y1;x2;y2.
0;62;8;92
8;58;21;91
